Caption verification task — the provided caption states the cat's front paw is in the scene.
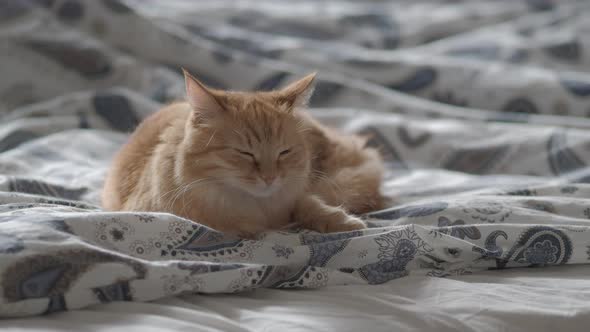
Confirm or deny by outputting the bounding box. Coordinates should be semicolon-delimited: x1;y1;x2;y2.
323;214;367;233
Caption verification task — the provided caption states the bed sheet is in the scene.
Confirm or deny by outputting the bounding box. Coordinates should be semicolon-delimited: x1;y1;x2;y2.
6;265;590;332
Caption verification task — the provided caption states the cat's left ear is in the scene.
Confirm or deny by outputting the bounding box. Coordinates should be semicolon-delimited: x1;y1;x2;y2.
183;68;224;118
277;72;316;110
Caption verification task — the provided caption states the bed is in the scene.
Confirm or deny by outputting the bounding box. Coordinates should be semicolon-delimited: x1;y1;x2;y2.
2;0;590;331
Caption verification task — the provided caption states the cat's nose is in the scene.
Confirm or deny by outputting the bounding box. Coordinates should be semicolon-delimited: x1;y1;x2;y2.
260;175;276;186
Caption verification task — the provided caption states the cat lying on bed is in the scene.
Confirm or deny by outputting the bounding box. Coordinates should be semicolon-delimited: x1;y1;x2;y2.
102;70;384;237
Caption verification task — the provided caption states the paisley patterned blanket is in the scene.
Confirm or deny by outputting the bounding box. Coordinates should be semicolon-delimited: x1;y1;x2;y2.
2;0;590;318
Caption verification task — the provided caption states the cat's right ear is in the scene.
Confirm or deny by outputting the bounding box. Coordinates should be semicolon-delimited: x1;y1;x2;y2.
183;68;224;120
277;72;316;110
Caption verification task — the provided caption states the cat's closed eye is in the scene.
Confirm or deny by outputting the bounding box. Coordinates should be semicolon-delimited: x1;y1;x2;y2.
279;149;291;157
234;149;255;159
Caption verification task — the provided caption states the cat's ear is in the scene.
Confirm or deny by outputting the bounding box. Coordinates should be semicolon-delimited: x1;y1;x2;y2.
183;68;224;118
277;72;316;110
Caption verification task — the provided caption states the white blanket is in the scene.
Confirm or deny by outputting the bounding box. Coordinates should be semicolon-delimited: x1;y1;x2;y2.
6;266;590;331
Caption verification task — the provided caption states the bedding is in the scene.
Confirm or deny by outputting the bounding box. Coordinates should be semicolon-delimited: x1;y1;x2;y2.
2;0;590;330
7;266;590;332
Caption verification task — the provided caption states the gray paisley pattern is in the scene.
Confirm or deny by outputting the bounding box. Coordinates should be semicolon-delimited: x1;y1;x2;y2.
2;0;590;319
359;227;433;284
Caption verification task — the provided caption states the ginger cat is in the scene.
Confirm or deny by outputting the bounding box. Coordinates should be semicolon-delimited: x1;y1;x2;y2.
102;70;384;237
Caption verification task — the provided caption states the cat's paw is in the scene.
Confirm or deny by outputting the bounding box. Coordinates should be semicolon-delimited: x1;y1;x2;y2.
323;214;367;233
237;231;258;240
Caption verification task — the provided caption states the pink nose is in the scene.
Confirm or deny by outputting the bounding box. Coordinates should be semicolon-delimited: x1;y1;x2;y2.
260;175;276;186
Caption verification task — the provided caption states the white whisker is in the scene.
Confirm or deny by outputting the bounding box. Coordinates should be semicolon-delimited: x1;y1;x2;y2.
205;130;217;148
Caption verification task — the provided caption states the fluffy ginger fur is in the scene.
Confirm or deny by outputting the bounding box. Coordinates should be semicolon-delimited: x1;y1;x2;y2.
102;70;384;238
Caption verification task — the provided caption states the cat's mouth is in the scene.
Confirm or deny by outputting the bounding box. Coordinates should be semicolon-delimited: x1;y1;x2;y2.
248;183;282;197
224;178;283;198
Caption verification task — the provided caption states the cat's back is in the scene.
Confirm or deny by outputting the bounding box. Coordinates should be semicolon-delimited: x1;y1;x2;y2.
298;111;373;170
102;102;190;210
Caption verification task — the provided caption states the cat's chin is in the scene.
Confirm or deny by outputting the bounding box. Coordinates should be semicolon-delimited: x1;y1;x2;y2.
223;180;282;198
246;185;281;198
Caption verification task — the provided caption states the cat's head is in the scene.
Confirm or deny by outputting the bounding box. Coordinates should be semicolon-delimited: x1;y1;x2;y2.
179;69;316;198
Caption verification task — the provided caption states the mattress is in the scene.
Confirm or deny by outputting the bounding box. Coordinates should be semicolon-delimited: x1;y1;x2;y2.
2;0;590;331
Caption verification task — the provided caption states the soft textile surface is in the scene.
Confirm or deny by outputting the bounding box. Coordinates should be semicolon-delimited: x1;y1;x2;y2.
6;266;590;332
1;0;590;321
